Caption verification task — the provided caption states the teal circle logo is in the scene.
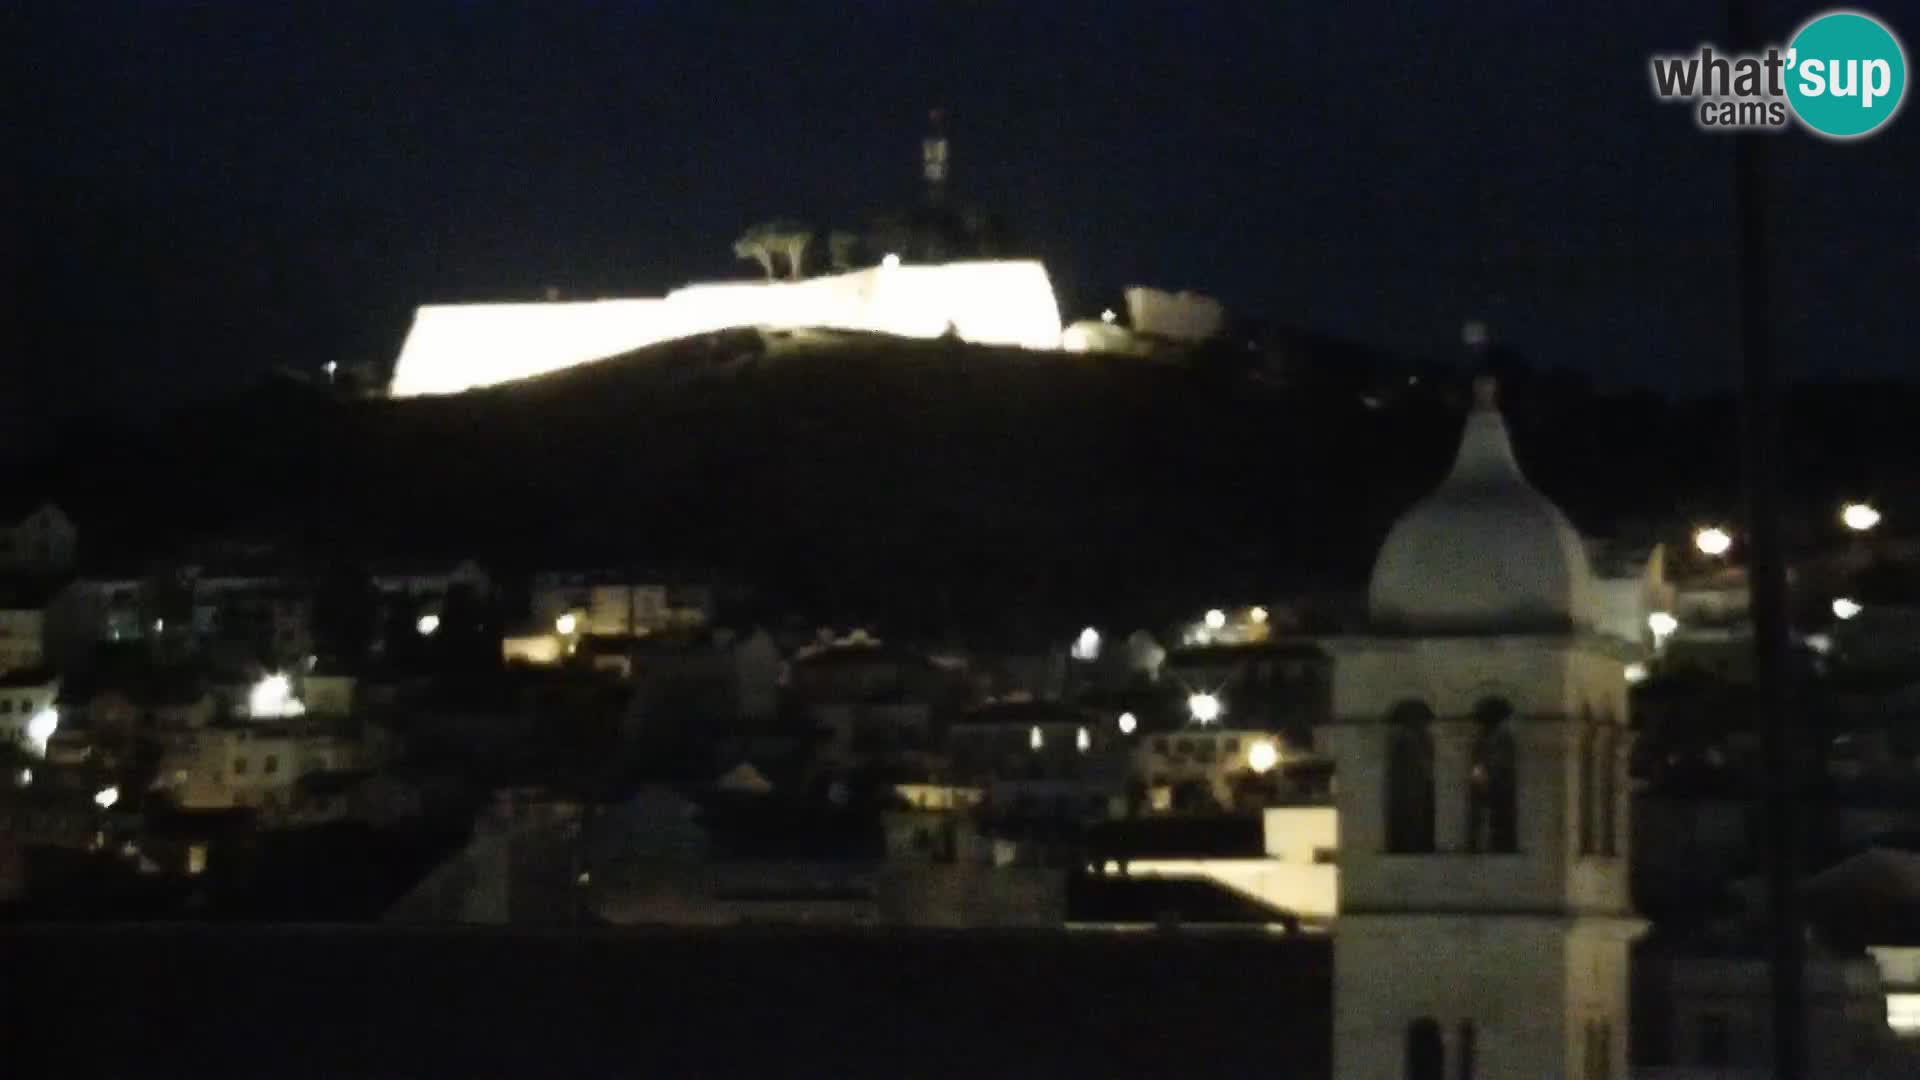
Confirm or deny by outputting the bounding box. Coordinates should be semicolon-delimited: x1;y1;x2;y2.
1786;11;1907;138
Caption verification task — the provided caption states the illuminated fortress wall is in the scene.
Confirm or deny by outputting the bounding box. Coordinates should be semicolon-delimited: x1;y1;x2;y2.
388;260;1065;397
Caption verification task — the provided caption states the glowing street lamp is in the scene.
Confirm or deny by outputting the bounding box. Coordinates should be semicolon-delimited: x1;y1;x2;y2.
1624;662;1649;685
1117;711;1138;735
26;707;58;755
1648;611;1679;637
1247;739;1280;774
1076;726;1092;753
1842;502;1882;533
248;673;305;720
1188;692;1223;725
555;612;579;636
416;613;441;637
1204;608;1227;631
881;253;902;269
1832;597;1863;621
1694;527;1733;557
1249;606;1269;625
1072;626;1102;662
1100;308;1117;325
1029;726;1045;751
94;786;119;810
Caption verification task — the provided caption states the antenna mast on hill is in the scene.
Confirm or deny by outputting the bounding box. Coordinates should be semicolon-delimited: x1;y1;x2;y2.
922;108;949;205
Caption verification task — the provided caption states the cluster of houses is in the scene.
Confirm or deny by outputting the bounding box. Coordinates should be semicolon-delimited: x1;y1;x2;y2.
11;388;1920;1077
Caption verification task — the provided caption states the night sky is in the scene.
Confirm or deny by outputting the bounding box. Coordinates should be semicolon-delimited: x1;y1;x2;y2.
7;2;1916;424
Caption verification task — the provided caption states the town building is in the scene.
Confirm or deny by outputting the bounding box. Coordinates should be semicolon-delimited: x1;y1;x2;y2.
0;503;77;575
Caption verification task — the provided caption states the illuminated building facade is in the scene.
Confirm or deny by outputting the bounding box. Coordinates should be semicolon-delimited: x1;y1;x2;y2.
387;259;1066;397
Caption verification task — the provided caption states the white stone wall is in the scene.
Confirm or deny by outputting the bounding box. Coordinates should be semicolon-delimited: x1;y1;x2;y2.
389;260;1066;396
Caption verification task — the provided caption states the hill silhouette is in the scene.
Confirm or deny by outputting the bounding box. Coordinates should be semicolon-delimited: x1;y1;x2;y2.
32;330;1920;637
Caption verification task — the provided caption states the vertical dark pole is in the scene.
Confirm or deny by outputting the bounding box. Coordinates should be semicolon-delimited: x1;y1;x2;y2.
1728;2;1805;1077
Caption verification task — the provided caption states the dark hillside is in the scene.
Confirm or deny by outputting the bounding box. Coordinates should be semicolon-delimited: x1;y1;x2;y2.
33;332;1920;633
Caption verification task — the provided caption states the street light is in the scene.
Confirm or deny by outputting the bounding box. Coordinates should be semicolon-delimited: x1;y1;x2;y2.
881;253;902;268
555;612;578;636
1188;693;1222;725
1695;526;1734;557
1648;611;1679;638
248;674;305;719
94;786;119;810
26;707;58;754
1076;726;1091;752
1029;726;1045;751
1100;308;1117;325
416;613;441;637
1249;606;1269;625
1117;712;1138;735
1842;502;1882;532
1204;608;1227;631
1247;739;1280;774
1832;597;1863;621
1072;626;1101;662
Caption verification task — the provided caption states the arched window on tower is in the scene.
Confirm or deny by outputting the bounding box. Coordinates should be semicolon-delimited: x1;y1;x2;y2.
1597;725;1617;856
1405;1018;1444;1080
1467;699;1519;853
1385;702;1436;853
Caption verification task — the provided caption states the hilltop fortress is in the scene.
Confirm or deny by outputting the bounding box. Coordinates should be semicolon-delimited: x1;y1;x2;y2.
388;259;1067;397
385;113;1224;398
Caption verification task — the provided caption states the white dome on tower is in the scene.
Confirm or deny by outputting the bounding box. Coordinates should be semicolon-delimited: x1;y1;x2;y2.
1368;377;1596;634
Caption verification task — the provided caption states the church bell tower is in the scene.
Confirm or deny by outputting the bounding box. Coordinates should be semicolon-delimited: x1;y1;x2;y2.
1323;378;1646;1078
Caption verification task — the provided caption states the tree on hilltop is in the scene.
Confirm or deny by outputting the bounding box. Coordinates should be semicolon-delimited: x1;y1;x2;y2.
734;221;815;280
733;225;778;281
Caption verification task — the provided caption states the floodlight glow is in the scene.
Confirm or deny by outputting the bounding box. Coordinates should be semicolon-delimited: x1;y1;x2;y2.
1204;609;1227;630
15;768;29;787
881;253;902;268
1624;662;1649;684
1118;711;1138;734
1076;726;1091;752
1188;693;1223;724
1029;726;1045;751
1247;739;1280;774
388;261;1066;396
1100;308;1117;324
1249;606;1269;625
95;786;119;810
1833;597;1863;621
1072;626;1102;662
26;708;57;755
555;613;579;636
1647;611;1679;638
416;613;441;636
1694;527;1733;557
248;673;305;719
1843;502;1882;532
323;361;338;377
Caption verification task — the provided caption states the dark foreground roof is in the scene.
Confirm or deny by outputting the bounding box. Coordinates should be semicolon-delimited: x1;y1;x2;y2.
9;924;1331;1079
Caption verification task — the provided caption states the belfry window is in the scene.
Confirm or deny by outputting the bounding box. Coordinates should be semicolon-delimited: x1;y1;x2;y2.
1385;702;1436;853
1467;700;1518;853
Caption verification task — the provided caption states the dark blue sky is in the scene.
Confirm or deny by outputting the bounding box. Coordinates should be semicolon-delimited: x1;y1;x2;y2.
7;2;1916;419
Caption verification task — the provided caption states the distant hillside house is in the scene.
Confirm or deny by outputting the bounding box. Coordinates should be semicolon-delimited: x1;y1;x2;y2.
0;581;57;675
0;503;76;575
